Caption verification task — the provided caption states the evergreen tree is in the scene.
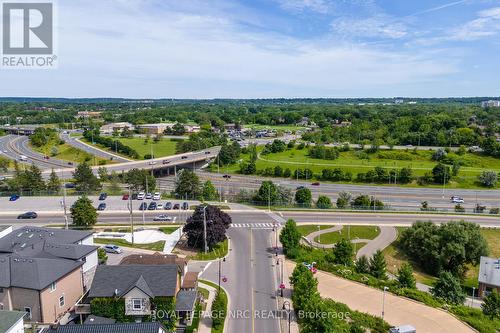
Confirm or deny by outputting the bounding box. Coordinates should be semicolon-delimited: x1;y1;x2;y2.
46;169;61;193
279;219;301;254
432;271;466;304
73;162;101;193
174;169;201;199
70;196;98;227
202;180;218;201
369;250;387;279
332;239;354;266
355;256;370;274
397;263;416;289
481;290;500;319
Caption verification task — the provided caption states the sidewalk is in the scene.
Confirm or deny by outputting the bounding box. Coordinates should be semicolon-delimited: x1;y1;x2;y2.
198;282;217;333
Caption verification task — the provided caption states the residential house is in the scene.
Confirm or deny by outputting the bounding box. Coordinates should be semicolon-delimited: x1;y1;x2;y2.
87;265;180;318
478;256;500;298
42;322;169;333
0;310;26;333
0;227;98;324
118;253;187;277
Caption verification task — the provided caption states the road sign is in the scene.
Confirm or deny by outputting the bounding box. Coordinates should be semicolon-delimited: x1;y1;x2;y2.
279;283;285;289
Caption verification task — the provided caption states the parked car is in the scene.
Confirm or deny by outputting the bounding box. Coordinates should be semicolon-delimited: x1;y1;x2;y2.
98;193;108;201
163;160;171;165
102;244;122;254
131;193;138;200
137;192;145;200
64;183;76;189
145;193;152;199
153;214;173;222
164;202;172;210
182;202;189;210
97;203;106;211
156;203;164;210
153;192;161;200
122;194;129;200
139;202;147;210
17;211;37;219
173;203;180;210
311;182;320;186
9;194;20;201
148;202;157;210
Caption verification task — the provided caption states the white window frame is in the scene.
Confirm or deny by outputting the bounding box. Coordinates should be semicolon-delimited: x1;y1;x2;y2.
59;295;65;307
50;282;56;292
132;298;142;310
24;307;32;319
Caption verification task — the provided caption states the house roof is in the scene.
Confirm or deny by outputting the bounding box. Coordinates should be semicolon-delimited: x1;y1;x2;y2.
43;322;167;333
182;272;198;289
0;254;83;290
88;265;178;298
175;290;198;312
83;315;116;325
479;256;500;287
0;310;26;333
119;253;186;272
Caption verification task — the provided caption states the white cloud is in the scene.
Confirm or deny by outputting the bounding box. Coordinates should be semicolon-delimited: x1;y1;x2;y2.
449;6;500;41
275;0;332;14
330;15;408;39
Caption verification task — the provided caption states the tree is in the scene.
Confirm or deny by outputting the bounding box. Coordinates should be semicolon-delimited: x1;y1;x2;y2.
50;146;59;156
336;191;352;208
316;195;332;209
46;169;61;193
202;180;218;201
174;169;201;199
239;160;256;175
254;180;279;205
73;163;101;193
97;166;109;181
124;168;155;192
290;264;319;311
70;196;98;227
295;187;312;207
369;250;387;279
478;171;498;187
280;219;301;254
332;239;354;266
108;172;122;194
432;163;450;184
0;156;9;172
355;256;370;274
481;290;500;319
432;148;447;161
431;271;466;304
23;164;46;192
183;205;231;250
397;263;416;289
217;141;241;165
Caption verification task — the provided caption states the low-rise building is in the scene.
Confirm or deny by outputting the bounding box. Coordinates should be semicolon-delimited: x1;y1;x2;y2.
478;256;500;297
99;122;134;135
42;322;169;333
481;100;500;108
136;123;175;135
76;112;102;119
0;310;26;333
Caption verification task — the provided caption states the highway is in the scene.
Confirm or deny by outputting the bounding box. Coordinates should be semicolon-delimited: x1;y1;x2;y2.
60;132;131;163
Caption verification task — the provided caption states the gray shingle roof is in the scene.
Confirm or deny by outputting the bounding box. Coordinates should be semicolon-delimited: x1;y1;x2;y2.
83;315;116;325
43;322;167;333
0;254;83;290
0;310;26;333
88;265;178;298
175;290;197;312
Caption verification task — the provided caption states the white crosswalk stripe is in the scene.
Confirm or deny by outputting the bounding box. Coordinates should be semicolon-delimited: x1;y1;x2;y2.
230;223;277;229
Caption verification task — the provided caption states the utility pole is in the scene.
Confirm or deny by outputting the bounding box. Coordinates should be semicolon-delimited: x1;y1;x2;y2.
143;177;148;226
442;167;447;199
203;205;208;254
60;169;69;230
128;186;134;245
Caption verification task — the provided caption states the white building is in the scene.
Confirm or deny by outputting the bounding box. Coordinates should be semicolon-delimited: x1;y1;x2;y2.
481;100;500;108
100;122;134;135
0;310;26;333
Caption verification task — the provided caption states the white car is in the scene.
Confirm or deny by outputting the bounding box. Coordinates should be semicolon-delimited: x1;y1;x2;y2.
102;244;122;254
451;196;464;204
137;192;145;200
19;155;27;161
153;214;173;222
153;192;161;200
156;203;164;210
149;161;157;165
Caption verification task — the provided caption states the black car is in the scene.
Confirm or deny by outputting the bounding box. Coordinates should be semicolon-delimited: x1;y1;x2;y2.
17;211;38;219
64;183;76;189
182;202;189;210
148;202;157;210
98;193;108;201
139;202;147;210
131;193;138;200
181;156;187;159
222;174;231;179
164;202;172;210
97;203;106;211
173;203;180;210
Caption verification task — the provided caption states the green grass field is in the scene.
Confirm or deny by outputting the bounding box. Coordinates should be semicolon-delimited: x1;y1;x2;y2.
297;225;332;236
94;238;165;251
84;137;183;160
31;141;112;165
192;239;229;260
214;146;500;189
314;225;380;244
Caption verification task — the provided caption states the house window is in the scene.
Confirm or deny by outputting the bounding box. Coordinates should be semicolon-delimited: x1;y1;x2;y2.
0;287;3;293
132;299;142;310
0;302;4;310
59;295;65;307
24;307;32;319
50;282;56;292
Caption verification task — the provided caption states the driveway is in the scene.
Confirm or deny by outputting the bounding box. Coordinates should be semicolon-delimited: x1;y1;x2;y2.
286;261;474;333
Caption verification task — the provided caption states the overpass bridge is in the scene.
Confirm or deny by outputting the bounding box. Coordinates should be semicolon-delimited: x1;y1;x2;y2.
0;125;41;135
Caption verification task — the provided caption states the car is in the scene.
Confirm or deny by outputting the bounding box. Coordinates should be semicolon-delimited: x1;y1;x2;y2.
296;186;305;190
181;156;187;159
97;203;106;211
64;183;76;189
148;202;157;210
405;144;413;148
9;194;20;201
173;203;180;210
153;214;173;222
153;192;161;200
162;160;171;165
145;193;152;199
137;192;145;200
204;151;211;154
17;211;37;219
451;197;464;204
164;202;172;210
182;202;189;210
122;194;129;200
311;182;320;186
148;161;157;165
156;203;164;210
98;193;108;201
43;155;50;160
68;162;74;166
222;174;231;179
138;202;147;210
0;176;6;181
131;193;138;200
19;155;27;161
102;244;122;254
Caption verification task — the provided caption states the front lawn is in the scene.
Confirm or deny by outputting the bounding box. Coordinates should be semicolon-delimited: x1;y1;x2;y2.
192;239;229;261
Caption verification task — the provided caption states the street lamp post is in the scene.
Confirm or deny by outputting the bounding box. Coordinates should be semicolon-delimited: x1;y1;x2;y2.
282;301;291;333
218;257;226;291
382;286;389;319
277;258;285;297
203;205;208;254
317;225;321;243
471;287;476;307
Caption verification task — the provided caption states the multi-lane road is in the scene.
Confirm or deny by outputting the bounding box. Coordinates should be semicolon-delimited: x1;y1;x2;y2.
60;132;131;162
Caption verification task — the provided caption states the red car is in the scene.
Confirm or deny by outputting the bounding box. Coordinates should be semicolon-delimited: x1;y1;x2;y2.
311;182;320;186
122;194;129;200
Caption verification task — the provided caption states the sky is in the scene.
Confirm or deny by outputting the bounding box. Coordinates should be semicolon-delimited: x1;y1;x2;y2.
1;0;500;98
